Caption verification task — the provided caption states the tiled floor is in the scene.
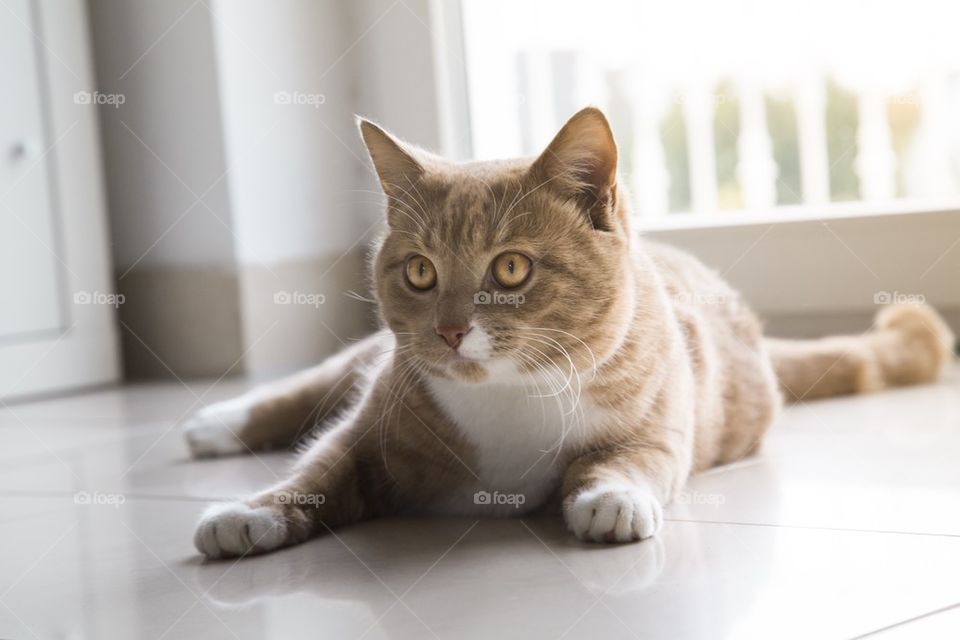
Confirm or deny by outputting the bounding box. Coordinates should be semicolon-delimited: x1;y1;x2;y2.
2;370;960;639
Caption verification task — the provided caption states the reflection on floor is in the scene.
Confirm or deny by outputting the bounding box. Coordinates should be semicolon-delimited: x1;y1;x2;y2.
2;369;960;639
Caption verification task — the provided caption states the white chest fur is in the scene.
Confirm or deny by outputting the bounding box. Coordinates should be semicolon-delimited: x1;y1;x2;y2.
425;371;606;515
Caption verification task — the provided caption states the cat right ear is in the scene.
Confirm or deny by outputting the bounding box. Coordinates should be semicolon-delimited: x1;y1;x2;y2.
357;117;424;200
529;107;620;231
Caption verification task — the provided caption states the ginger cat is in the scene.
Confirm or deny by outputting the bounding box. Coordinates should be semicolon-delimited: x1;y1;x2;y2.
185;107;954;558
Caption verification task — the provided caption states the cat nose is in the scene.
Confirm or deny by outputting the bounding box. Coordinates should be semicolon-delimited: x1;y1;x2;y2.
435;324;470;349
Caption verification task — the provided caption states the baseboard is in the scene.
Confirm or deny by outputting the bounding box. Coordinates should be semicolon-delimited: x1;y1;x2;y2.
116;265;246;379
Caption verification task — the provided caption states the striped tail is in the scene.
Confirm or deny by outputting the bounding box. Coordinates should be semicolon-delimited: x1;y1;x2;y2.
765;304;955;402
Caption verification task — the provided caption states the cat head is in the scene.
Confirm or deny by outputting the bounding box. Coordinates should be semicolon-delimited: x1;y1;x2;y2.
360;107;636;384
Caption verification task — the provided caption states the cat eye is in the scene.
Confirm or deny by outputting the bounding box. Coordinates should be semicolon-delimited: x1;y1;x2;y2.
404;254;437;290
491;252;532;289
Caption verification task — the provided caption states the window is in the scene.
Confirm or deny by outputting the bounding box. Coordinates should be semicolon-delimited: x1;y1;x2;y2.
459;0;960;218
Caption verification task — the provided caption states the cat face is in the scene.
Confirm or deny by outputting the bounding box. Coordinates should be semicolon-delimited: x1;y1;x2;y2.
361;108;636;384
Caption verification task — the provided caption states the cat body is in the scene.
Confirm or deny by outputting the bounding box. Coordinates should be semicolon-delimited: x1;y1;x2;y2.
186;108;953;558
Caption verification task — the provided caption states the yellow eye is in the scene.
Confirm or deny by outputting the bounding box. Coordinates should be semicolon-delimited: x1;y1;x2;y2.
405;254;437;290
491;252;532;289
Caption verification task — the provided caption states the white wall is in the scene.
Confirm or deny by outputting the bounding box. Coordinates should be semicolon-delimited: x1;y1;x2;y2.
210;0;454;266
87;0;236;269
86;0;452;378
210;0;362;264
350;0;447;154
645;206;960;338
92;0;452;273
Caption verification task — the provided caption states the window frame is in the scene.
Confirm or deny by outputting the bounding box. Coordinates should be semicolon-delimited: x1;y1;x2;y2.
422;0;960;336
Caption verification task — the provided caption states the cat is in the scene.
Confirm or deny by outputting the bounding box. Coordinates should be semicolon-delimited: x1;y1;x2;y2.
185;107;955;558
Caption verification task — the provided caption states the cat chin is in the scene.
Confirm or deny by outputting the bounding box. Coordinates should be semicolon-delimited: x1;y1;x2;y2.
448;359;490;383
441;356;542;386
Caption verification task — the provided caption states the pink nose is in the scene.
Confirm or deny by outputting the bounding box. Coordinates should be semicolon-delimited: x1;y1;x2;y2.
435;324;470;349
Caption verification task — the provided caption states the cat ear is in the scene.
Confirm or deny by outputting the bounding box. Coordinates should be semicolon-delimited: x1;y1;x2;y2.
529;107;619;231
357;117;425;199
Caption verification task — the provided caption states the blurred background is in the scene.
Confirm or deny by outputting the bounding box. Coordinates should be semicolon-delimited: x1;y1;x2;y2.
3;0;960;400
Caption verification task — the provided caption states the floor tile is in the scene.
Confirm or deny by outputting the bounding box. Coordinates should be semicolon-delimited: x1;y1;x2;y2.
0;379;289;500
673;369;960;536
0;378;251;428
864;604;960;639
1;495;960;640
0;425;292;501
4;369;960;638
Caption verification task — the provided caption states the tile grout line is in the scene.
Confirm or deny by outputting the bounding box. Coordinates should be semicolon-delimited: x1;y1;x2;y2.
5;492;960;542
664;517;960;539
847;600;960;639
0;490;237;503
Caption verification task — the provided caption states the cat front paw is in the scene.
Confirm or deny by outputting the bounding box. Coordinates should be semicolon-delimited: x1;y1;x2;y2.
182;399;251;458
194;502;288;559
564;481;663;543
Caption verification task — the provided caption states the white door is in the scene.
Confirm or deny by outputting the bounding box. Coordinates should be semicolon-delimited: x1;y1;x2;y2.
0;0;119;400
1;0;64;340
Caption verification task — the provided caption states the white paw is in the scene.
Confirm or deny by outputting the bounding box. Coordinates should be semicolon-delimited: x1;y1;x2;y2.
194;502;288;559
182;398;250;458
565;481;663;543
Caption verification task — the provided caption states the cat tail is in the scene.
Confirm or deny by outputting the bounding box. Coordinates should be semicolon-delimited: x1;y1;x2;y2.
764;304;955;402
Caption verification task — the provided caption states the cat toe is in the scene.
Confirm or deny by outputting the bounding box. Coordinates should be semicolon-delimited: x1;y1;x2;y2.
194;502;288;559
182;399;251;458
565;481;662;543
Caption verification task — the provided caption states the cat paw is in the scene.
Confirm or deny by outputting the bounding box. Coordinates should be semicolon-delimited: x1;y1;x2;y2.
564;481;663;543
182;399;250;458
194;502;288;559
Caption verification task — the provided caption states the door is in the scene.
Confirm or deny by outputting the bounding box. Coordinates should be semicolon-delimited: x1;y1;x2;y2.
1;0;65;341
0;0;119;400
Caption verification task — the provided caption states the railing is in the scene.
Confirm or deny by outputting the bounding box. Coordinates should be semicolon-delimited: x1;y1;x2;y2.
508;51;960;217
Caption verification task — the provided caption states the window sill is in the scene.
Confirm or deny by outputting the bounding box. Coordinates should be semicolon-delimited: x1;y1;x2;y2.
635;198;960;233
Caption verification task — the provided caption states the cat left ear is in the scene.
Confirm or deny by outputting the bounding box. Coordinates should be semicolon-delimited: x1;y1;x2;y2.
357;117;425;199
529;107;619;231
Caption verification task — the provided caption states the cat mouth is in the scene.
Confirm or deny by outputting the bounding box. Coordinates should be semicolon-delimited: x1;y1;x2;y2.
447;357;489;383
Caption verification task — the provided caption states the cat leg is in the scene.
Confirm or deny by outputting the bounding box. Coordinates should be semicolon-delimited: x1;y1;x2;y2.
194;408;372;558
563;452;669;542
183;330;393;457
561;445;687;544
